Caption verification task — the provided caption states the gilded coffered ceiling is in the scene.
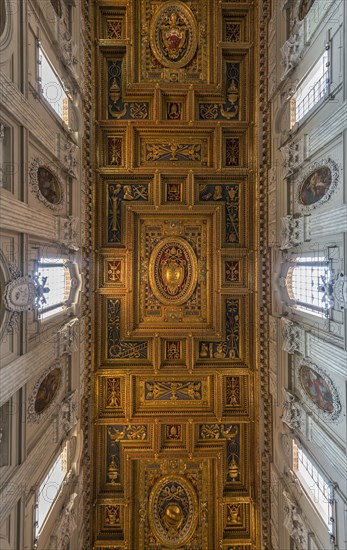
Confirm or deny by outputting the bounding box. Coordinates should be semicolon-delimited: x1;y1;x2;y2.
90;0;266;548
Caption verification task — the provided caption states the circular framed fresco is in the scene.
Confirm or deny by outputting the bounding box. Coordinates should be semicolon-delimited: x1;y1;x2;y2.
298;0;316;21
150;1;198;69
27;363;64;422
297;360;342;423
149;236;198;306
29;157;64;210
148;475;198;547
296;158;339;212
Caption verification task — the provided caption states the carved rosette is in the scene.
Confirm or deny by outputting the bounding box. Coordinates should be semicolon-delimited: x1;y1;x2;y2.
149;237;198;306
150;1;198;69
29;157;64;210
148;475;198;547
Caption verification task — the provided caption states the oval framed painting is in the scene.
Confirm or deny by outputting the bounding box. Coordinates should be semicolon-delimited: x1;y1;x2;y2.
27;363;64;422
29;157;64;210
296;158;339;212
297;360;342;422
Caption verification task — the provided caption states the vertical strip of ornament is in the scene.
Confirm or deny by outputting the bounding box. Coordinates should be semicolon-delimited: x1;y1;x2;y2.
81;0;93;547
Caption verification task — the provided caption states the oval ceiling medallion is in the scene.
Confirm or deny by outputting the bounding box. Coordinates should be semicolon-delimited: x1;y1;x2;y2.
296;158;339;211
149;237;198;305
299;165;332;206
148;475;198;548
149;1;198;69
34;367;62;414
298;362;342;422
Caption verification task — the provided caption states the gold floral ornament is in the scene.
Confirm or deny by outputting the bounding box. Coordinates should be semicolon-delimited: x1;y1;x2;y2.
149;237;198;305
150;1;198;69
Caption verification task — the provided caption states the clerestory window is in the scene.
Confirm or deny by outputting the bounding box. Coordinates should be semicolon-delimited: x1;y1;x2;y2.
35;445;67;536
285;256;331;317
292;52;329;124
38;45;69;125
36;258;71;320
293;442;334;532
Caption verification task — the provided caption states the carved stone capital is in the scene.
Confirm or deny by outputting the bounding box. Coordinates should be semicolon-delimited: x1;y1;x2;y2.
56;216;80;251
281;388;302;430
280;141;304;178
282;490;309;550
50;492;78;550
59;392;78;435
281;318;304;355
280;28;305;80
56;319;79;356
61;139;79;178
280;215;304;249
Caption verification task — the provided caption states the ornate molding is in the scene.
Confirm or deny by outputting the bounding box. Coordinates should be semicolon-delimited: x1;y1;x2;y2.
281;388;303;430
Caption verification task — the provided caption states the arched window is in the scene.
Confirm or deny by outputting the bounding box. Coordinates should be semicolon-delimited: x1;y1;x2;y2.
292;442;334;533
285;256;331;317
36;258;72;320
35;445;67;537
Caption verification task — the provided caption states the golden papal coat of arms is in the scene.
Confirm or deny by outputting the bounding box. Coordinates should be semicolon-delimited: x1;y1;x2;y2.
150;2;198;69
